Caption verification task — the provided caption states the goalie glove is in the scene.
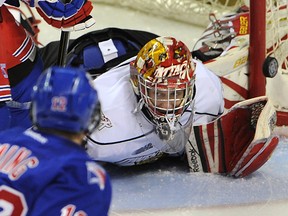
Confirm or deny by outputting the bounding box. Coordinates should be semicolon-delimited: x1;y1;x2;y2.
185;96;279;178
25;0;95;31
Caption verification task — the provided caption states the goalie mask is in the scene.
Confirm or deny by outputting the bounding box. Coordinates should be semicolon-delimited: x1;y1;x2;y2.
130;37;195;143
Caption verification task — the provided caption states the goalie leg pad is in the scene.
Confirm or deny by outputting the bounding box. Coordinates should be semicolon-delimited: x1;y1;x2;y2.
229;136;279;178
185;96;279;178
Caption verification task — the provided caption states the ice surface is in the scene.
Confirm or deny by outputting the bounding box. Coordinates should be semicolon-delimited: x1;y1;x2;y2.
108;139;288;215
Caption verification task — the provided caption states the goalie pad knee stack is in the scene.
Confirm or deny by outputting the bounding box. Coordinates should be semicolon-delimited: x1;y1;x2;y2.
186;96;279;178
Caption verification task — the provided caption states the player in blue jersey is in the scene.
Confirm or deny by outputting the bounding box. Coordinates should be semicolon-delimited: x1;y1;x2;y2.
0;66;111;216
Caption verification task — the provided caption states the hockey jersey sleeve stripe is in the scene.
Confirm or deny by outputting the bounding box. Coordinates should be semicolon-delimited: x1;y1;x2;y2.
0;85;10;90
0;95;12;102
0;89;11;95
12;33;35;63
20;43;35;62
13;35;30;57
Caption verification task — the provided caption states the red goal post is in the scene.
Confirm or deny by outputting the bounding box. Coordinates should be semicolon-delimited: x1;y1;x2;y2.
249;1;266;99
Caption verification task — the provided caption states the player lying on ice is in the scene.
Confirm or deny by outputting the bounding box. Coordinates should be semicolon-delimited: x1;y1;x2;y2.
0;0;95;130
69;35;280;178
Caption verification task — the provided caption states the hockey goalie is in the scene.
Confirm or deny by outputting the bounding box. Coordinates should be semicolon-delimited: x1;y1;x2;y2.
67;31;281;178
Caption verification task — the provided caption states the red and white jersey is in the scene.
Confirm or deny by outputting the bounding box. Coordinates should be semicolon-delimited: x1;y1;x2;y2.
87;57;224;166
0;5;36;102
1;5;36;69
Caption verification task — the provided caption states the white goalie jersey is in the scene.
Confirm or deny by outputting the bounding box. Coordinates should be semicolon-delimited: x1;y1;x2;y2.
86;57;224;166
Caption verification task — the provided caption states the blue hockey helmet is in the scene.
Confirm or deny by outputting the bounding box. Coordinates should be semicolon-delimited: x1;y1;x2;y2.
31;66;101;133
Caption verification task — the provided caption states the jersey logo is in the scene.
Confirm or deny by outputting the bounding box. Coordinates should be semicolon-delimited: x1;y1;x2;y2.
97;113;112;130
86;162;106;190
24;129;48;144
117;151;164;166
132;143;153;155
153;60;190;83
51;96;67;112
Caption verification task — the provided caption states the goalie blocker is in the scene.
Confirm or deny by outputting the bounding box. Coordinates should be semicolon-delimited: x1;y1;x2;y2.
186;96;279;178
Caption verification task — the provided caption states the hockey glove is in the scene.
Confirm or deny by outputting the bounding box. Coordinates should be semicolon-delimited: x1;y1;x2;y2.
26;0;95;31
186;96;279;178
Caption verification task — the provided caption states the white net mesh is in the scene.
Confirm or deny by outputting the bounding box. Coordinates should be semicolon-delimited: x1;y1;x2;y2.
95;0;247;27
265;0;288;114
266;0;288;72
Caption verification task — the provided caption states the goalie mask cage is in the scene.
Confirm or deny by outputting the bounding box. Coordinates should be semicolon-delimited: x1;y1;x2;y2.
96;0;288;126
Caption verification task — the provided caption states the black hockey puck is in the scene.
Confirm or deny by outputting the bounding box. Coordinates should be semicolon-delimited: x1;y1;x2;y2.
262;56;278;78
